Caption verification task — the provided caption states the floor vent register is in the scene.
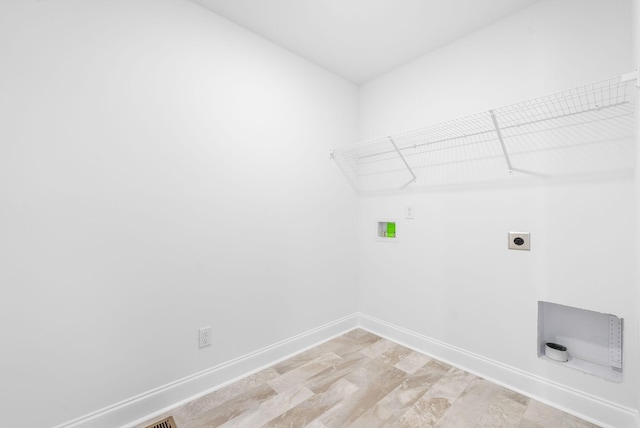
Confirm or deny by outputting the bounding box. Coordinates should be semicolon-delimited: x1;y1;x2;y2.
145;416;177;428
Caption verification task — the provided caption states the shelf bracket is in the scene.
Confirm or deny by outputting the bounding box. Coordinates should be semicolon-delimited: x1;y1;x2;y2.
388;136;417;186
490;110;513;174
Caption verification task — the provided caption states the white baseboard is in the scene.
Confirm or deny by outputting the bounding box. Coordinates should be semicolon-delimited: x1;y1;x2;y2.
54;314;359;428
54;312;639;428
358;313;640;428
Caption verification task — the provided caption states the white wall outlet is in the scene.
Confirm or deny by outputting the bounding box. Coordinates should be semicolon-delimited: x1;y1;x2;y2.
508;232;530;251
199;326;212;348
405;204;415;219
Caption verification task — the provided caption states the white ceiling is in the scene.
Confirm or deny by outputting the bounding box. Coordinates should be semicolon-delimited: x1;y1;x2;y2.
191;0;540;84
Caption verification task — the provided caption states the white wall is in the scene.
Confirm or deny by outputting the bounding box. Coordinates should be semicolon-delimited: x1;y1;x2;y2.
634;0;640;419
358;0;638;416
0;1;358;427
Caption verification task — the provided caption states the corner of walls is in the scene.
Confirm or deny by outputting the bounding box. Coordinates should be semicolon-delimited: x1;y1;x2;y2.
52;312;639;428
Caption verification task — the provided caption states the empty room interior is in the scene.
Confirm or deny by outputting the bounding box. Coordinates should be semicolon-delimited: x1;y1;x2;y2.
2;0;640;427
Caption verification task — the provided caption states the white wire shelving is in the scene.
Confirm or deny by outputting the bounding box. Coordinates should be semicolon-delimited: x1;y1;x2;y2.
331;72;638;193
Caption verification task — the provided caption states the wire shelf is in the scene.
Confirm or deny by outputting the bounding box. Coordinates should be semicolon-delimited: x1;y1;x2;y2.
331;74;637;192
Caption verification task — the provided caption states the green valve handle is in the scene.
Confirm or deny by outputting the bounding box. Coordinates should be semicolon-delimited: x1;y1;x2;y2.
386;222;396;238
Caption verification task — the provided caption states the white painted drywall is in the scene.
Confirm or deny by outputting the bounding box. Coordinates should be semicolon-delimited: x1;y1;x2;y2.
358;0;638;412
0;1;358;426
633;0;640;421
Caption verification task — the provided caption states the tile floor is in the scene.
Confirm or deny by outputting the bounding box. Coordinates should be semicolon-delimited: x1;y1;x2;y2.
136;329;600;428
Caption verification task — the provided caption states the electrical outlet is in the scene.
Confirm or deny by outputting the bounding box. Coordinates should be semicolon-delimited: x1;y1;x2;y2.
405;204;415;219
508;232;530;250
199;326;212;348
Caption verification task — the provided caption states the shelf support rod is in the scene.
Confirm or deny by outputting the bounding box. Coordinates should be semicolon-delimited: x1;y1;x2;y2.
388;136;417;185
490;110;513;174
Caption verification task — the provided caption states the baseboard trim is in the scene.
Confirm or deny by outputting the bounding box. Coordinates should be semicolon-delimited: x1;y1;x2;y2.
54;313;359;428
54;312;639;428
358;313;640;428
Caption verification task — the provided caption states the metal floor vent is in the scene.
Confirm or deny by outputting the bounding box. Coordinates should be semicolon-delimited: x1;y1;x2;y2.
145;416;177;428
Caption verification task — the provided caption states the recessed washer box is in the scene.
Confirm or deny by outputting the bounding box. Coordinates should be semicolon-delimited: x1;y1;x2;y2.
377;220;398;243
508;232;530;250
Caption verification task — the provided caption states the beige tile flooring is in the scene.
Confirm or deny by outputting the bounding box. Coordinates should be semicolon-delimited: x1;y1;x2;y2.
136;329;599;428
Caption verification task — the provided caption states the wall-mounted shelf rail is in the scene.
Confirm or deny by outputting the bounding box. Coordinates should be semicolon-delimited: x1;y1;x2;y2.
331;74;637;192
